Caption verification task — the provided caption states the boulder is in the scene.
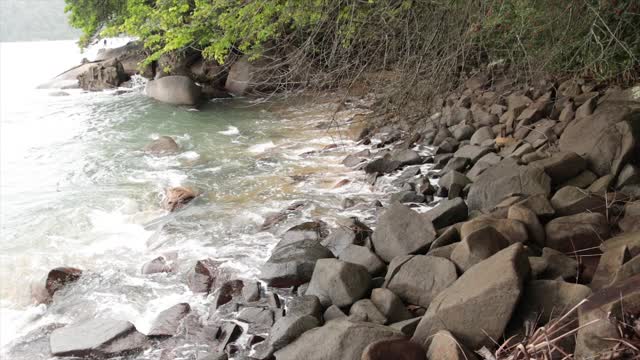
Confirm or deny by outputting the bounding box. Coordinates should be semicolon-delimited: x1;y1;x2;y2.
619;201;640;233
338;245;385;276
530;151;587;185
412;244;530;349
460;216;528;244
515;194;556;217
508;204;545;247
162;186;196;212
268;314;320;351
616;163;640;188
349;299;388;324
450;226;510;272
390;149;422;167
323;305;347;322
559;92;640;177
211;280;244;309
371;203;436;262
362;337;427;360
465;152;502;181
305;259;371;307
259;238;334;288
389;191;424;204
187;259;228;293
364;156;401;174
281;221;329;245
321;218;371;256
427;330;478;360
452;125;475;141
389;317;422;336
453;145;492;164
437;171;471;195
49;319;147;358
600;231;640;257
424;198;468;229
470;126;494;146
286;295;323;320
383;255;457;308
78;59;129;91
274;319;404;360
441;157;469;173
146;76;202;106
550;186;609;217
141;256;173;274
559;170;598;189
545;213;610;254
370;288;412;324
237;307;275;332
95;41;151;77
242;281;261;302
590;245;631;290
535;247;579;281
467;159;551;211
144;136;180;155
575;274;640;358
148;303;191;337
45;267;82;298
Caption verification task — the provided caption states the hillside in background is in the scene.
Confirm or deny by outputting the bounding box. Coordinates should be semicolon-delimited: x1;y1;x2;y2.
1;0;79;42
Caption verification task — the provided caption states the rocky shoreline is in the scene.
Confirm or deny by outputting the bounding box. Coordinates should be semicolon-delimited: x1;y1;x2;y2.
16;43;640;360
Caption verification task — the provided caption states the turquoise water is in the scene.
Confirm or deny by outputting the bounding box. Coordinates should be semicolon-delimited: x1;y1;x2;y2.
0;40;381;356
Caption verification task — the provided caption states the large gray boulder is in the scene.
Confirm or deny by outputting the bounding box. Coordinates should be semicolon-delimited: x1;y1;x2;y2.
370;288;412;324
530;151;587;185
450;226;510;272
467;159;551;211
559;88;640;177
147;303;190;337
274;319;404;360
545;213;610;254
49;319;147;358
412;243;530;349
383;255;457;308
78;59;130;91
371;203;436;262
146;75;202;105
259;238;334;288
338;245;385;275
424;197;468;229
305;259;371;307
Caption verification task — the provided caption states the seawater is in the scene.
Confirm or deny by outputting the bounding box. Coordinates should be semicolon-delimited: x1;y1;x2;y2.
0;39;384;356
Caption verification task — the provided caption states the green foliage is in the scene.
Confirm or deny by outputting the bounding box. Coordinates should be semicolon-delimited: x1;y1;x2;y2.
64;0;638;83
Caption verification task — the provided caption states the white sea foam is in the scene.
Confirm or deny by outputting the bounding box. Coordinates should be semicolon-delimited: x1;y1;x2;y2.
248;141;276;154
218;126;240;136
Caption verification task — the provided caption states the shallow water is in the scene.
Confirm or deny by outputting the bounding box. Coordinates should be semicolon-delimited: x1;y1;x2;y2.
0;40;390;356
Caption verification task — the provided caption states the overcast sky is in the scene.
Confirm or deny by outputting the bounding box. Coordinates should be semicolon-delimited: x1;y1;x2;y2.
0;0;80;42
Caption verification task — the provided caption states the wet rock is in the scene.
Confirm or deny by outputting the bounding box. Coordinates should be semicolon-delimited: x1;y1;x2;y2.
575;274;640;358
390;149;422;167
187;259;228;293
412;244;530;349
45;267;82;298
242;281;261;302
162;186;196;212
450;226;510;272
259;238;334;288
361;337;426;360
350;299;387;324
78;59;129;91
389;190;424;204
146;75;202;106
460;216;528;244
370;288;412;324
323;305;347;322
269;314;320;352
212;280;244;309
141;256;173;274
321;218;371;256
435;137;459;154
545;212;610;254
530;151;587;185
338;244;385;276
305;259;370;308
508;204;545;247
441;157;469;173
467;159;551;211
50;319;147;358
148;303;191;337
427;330;478;360
5;323;65;360
215;322;242;353
144;136;180;155
364;156;401;174
281;221;329;245
383;255;457;308
371;202;436;262
274;319;404;360
237;307;275;332
425;198;468;229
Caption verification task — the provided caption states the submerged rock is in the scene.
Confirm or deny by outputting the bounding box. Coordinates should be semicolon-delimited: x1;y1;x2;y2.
144;136;180;155
162;186;197;212
32;267;82;304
